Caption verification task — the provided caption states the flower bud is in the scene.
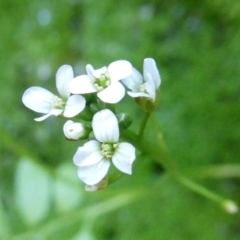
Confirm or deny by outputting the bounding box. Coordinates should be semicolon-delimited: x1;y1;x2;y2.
116;113;132;130
63;120;87;140
222;200;238;214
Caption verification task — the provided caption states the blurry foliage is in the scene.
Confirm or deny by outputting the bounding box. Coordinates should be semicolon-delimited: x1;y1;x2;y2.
1;0;240;239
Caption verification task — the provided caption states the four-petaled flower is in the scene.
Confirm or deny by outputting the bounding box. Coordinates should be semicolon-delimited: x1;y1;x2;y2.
122;58;161;101
73;109;136;185
22;65;86;121
69;60;132;104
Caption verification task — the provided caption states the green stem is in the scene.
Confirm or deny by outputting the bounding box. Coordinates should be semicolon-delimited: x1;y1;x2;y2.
182;164;240;179
122;117;234;209
177;175;224;203
138;112;151;139
122;129;178;175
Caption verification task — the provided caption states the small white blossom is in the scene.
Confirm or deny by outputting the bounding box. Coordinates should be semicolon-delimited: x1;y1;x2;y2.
122;58;161;101
22;65;86;121
63;120;86;140
69;60;132;104
73;109;136;185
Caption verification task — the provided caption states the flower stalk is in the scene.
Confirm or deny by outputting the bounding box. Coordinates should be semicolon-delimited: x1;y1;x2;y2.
123;115;238;213
138;112;151;139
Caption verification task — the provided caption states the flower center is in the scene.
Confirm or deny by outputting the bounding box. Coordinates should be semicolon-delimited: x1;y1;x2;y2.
100;142;118;159
139;83;148;93
93;72;111;92
53;96;65;109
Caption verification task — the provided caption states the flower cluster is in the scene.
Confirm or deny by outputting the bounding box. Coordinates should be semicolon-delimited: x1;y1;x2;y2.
22;58;161;190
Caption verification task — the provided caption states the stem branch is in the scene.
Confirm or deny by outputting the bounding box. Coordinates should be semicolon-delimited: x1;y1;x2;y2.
138;112;151;139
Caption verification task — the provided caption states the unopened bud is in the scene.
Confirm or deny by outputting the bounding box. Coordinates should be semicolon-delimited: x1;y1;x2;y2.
222;200;238;214
63;120;88;140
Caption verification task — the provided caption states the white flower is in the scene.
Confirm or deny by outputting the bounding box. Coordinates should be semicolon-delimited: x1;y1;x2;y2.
122;58;161;101
73;109;136;185
22;65;86;121
63;120;86;140
69;60;132;104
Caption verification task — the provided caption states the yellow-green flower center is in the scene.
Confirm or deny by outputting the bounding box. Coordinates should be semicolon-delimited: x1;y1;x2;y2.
100;142;118;159
93;72;111;92
139;83;147;93
53;96;65;109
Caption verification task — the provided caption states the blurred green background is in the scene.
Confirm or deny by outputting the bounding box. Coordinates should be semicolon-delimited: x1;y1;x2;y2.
1;0;240;239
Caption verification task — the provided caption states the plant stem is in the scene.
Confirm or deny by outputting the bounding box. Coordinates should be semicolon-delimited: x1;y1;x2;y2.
138;112;151;139
122;129;178;174
177;175;224;203
122;120;234;209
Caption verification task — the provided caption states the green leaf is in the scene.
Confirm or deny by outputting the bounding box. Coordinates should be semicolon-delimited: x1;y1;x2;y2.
15;157;51;225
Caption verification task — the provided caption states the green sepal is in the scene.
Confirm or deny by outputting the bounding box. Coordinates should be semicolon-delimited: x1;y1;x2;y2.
116;113;132;130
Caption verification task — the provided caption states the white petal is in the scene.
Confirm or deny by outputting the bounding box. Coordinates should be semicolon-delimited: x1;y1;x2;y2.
145;73;156;100
112;142;136;174
34;109;63;122
77;160;110;185
34;113;52;122
69;75;97;94
127;91;151;98
63;95;86;118
92;109;119;143
86;64;107;79
121;68;143;91
108;60;132;82
22;87;55;113
143;58;161;88
86;64;95;79
97;82;125;104
51;108;64;116
63;120;74;138
56;65;73;99
85;175;108;192
73;140;103;167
